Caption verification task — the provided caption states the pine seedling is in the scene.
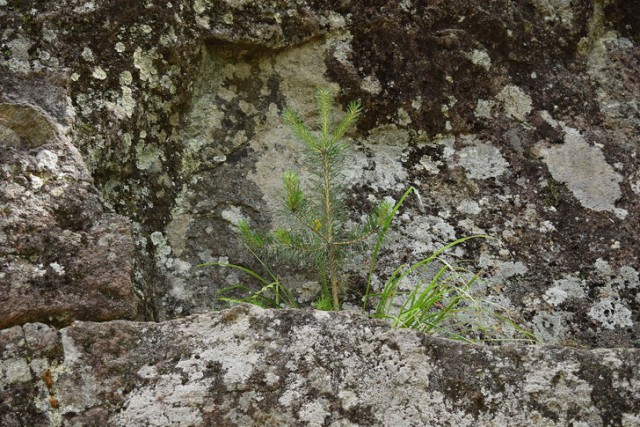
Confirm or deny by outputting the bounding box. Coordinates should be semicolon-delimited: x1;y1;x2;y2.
198;88;537;343
239;87;392;310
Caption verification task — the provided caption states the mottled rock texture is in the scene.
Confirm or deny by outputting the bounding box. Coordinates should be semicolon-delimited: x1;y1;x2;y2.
0;103;141;328
1;0;639;348
3;2;639;424
1;305;639;426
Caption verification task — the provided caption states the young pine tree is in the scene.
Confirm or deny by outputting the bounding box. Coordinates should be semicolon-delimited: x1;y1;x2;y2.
237;87;392;310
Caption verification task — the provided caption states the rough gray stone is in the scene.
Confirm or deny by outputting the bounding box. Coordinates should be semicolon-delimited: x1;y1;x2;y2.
1;305;638;426
0;103;141;328
1;0;639;349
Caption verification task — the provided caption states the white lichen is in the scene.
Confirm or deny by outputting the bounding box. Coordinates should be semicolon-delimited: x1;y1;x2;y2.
456;200;481;215
538;127;622;212
397;107;411;126
360;75;382;95
496;85;532;122
195;15;210;29
457;143;509;180
133;47;159;83
193;0;207;13
135;142;164;171
474;99;494;119
119;71;133;86
81;47;94;62
29;175;44;189
1;358;32;384
50;262;65;276
543;287;568;306
92;66;107;80
532;0;574;27
150;231;172;262
418;154;443;175
36;150;59;173
588;300;633;330
469;49;491;71
222;13;234;24
5;37;33;74
106;86;136;119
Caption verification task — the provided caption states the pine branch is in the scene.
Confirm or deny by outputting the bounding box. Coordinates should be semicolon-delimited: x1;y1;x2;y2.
239;87;368;310
282;171;306;213
282;109;320;152
332;101;362;143
316;87;333;142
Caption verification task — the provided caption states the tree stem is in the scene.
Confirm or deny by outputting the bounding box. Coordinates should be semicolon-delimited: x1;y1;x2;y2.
321;148;339;310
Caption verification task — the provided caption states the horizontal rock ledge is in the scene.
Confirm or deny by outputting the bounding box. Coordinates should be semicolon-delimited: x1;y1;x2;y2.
1;304;638;426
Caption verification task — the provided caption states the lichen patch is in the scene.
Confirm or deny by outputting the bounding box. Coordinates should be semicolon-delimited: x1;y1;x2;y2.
496;85;533;122
537;127;623;212
457;143;509;180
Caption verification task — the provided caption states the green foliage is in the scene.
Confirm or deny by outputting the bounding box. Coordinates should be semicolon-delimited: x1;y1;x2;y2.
199;86;538;344
198;251;297;309
312;293;334;311
362;186;413;311
370;236;538;344
236;86;391;310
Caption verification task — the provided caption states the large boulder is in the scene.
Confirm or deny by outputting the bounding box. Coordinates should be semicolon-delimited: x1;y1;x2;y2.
1;305;639;426
0;102;141;328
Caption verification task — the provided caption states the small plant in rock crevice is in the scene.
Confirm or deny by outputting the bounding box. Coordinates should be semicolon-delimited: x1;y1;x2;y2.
199;87;538;344
213;86;392;311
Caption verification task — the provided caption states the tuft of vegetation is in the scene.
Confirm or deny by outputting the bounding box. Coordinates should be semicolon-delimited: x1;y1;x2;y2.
369;236;537;344
199;87;538;344
230;87;393;311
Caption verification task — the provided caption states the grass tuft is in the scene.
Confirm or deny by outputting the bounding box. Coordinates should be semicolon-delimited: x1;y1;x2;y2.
198;87;538;345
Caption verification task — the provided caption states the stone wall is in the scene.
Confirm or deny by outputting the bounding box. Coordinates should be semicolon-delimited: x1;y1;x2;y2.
1;103;141;328
2;0;640;423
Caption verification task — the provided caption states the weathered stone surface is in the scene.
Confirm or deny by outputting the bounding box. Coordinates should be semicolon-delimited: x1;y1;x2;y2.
0;103;60;148
1;0;639;348
0;305;638;426
3;2;640;423
0;103;141;328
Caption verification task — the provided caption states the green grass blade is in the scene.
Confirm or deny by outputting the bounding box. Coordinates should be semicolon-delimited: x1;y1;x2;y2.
197;261;273;287
364;186;415;310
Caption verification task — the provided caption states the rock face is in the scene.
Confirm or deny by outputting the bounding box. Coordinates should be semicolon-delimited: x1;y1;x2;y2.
1;305;639;426
3;1;640;423
0;102;141;328
1;0;639;343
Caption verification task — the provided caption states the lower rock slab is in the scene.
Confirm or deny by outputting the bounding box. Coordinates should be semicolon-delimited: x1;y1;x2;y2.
1;305;638;426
